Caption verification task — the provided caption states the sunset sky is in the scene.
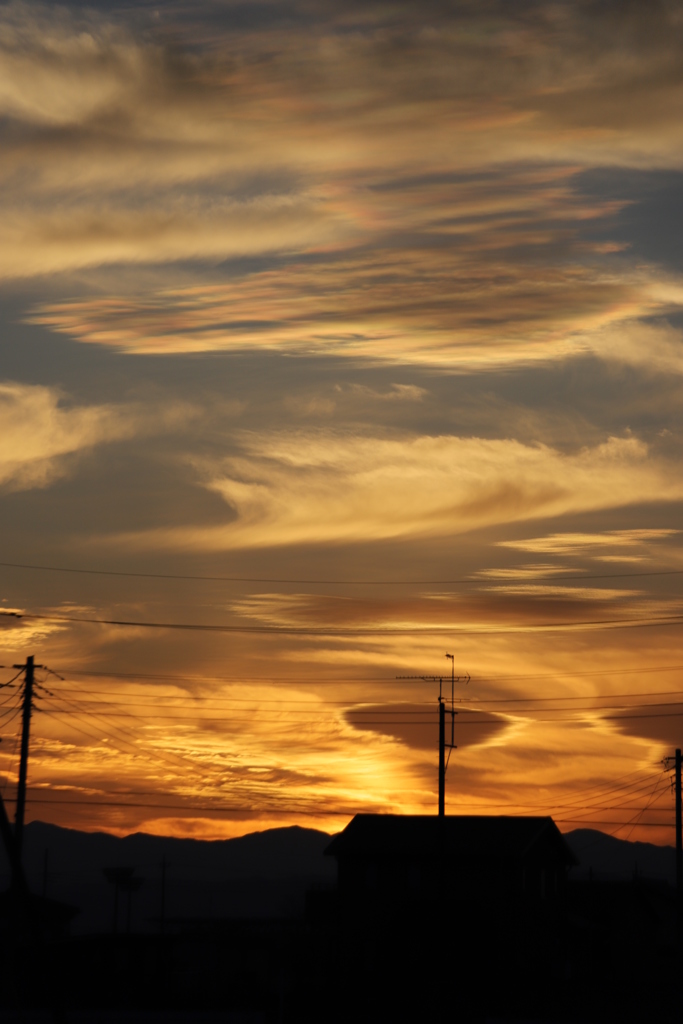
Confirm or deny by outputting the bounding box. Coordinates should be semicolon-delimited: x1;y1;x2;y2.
1;0;683;843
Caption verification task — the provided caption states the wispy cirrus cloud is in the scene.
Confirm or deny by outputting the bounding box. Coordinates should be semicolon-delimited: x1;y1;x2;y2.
92;431;683;551
4;1;683;842
8;0;683;376
0;381;195;490
499;529;680;557
29;241;683;366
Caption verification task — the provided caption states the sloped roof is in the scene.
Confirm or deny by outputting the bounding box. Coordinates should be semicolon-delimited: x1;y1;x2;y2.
325;814;576;865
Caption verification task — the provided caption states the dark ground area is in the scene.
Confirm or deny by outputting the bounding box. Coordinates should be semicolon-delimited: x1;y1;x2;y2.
0;821;678;1023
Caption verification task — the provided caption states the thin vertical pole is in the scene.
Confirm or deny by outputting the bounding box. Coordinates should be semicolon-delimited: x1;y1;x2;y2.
160;856;166;934
676;748;682;897
438;697;445;817
15;655;34;862
113;880;119;935
0;784;29;896
42;847;48;898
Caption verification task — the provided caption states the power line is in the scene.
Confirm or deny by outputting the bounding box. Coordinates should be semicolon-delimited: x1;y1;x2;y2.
560;774;670;817
459;689;683;705
1;669;25;688
37;693;683;713
46;663;683;687
0;687;22;708
10;652;682;840
32;673;683;720
5;608;683;636
37;699;224;785
0;786;675;825
460;769;672;823
5;738;674;830
451;774;670;822
3;559;683;586
621;773;669;841
346;710;683;723
4;774;666;810
554;819;673;828
0;795;673;827
521;765;662;804
29;704;683;720
0;795;355;815
354;710;683;723
58;672;428;685
0;705;26;731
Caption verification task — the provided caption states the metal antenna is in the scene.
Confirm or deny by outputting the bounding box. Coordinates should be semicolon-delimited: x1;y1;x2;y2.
397;657;470;816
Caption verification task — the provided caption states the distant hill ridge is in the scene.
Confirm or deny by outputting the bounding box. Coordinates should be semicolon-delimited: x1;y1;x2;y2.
565;828;676;885
1;820;675;884
0;821;337;933
1;819;675;880
0;821;675;934
8;820;335;880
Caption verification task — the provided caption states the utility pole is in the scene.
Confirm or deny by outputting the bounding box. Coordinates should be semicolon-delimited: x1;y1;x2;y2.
438;697;446;816
676;748;682;902
160;856;167;935
0;662;67;1023
663;748;682;940
14;655;34;861
397;655;470;817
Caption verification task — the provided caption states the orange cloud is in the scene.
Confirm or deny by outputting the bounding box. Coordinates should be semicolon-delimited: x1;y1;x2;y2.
92;432;683;551
26;247;647;362
499;529;681;557
6;1;683;382
2;2;683;845
0;381;197;491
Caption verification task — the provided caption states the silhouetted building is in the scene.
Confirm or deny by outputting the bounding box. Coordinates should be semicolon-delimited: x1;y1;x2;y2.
326;813;576;910
324;814;577;1018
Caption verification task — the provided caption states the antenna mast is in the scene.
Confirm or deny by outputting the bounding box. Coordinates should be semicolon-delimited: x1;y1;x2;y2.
397;655;470;817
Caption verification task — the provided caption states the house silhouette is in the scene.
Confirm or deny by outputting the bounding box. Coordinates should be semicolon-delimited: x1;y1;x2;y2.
323;814;578;1019
326;813;576;907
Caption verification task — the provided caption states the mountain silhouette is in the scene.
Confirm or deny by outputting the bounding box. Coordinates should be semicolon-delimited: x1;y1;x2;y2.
0;820;675;934
0;821;336;933
565;827;677;884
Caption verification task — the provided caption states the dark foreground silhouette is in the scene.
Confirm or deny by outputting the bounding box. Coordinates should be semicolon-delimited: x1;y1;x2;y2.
0;817;679;1023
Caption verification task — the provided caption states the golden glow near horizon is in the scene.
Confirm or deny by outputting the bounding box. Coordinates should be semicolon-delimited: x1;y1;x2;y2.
1;1;683;844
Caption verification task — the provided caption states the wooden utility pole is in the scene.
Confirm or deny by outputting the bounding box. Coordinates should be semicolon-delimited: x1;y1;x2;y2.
438;697;446;817
0;778;29;896
663;747;683;941
397;656;469;817
0;661;67;1024
676;748;682;901
14;655;34;861
160;856;167;934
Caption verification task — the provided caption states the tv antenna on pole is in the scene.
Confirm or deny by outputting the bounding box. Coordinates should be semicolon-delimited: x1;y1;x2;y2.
397;654;470;817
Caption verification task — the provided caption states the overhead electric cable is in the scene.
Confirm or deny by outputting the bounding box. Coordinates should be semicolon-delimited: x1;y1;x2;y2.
8;775;668;812
554;819;673;828
38;698;223;784
2;559;683;586
5;608;683;635
44;677;683;703
0;792;673;827
33;700;683;725
0;669;25;688
621;775;670;841
548;773;669;816
51;663;683;686
0;705;26;730
37;694;683;713
0;794;356;815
